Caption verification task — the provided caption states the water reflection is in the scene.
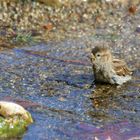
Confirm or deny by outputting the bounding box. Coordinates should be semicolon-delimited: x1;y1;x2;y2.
88;69;140;123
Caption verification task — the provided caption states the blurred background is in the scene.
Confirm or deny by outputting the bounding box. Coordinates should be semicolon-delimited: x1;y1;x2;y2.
0;0;140;48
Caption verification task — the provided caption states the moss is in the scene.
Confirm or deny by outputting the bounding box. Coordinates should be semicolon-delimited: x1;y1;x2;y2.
0;116;31;138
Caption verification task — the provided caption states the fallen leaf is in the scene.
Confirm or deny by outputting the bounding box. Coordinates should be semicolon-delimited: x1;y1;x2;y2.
58;97;67;102
128;5;137;14
42;23;53;30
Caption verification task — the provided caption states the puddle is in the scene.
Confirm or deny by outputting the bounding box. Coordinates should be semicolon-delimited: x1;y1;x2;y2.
0;35;139;139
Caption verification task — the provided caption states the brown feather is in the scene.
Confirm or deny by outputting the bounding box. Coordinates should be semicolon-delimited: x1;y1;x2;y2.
112;59;132;76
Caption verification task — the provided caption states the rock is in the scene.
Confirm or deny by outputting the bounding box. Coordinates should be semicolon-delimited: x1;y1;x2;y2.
0;101;33;138
0;101;33;123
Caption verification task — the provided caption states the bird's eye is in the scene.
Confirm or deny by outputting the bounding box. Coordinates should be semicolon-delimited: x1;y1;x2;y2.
96;54;100;57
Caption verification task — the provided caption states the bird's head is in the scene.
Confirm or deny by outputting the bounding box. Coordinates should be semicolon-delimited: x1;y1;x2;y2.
90;46;112;64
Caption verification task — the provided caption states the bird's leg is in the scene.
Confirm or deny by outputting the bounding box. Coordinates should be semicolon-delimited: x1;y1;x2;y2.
89;80;95;88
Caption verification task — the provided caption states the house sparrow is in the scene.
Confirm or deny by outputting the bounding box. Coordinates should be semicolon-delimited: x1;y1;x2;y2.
90;46;132;85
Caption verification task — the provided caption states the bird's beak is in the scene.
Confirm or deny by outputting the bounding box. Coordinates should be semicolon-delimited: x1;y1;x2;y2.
89;53;95;62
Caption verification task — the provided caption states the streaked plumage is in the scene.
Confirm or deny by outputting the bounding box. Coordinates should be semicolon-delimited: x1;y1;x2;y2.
90;46;132;85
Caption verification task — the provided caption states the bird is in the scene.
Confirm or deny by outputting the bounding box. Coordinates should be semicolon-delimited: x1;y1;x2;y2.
90;46;132;85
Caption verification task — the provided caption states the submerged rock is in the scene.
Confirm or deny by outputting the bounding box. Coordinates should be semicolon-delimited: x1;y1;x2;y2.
0;101;33;138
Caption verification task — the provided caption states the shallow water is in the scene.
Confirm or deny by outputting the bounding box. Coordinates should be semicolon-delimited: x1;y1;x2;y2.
0;34;139;139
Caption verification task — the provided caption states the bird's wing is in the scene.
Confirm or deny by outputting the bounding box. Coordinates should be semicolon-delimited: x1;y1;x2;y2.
112;59;132;76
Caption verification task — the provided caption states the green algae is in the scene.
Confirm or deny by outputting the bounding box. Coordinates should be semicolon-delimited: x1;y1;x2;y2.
0;115;32;138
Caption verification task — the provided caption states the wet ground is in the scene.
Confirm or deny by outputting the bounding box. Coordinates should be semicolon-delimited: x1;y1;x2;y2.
0;31;139;139
0;1;140;140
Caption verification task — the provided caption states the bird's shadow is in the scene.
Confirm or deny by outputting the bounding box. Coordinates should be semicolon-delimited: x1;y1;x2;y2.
47;73;94;89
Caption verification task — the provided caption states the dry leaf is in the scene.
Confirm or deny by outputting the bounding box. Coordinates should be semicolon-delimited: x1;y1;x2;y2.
128;5;137;14
58;97;67;102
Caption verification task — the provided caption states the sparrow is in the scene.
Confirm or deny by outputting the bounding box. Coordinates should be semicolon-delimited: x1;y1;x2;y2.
90;46;132;85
